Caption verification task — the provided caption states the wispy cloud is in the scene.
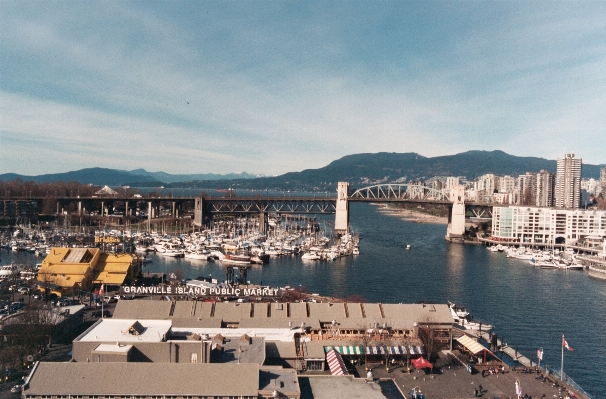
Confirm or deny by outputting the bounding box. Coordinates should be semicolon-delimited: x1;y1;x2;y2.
1;1;605;176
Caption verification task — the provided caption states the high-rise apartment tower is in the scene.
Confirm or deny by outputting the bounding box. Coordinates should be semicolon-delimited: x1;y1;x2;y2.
555;153;582;208
536;169;555;207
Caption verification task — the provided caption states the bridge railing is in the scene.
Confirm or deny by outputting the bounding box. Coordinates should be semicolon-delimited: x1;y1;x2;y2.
350;184;451;202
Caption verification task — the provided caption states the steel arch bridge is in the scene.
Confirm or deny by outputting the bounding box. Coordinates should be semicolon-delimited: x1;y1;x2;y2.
203;197;337;215
350;184;451;202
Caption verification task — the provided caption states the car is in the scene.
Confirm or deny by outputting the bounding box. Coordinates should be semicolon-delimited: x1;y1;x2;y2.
10;384;21;393
10;302;24;312
17;287;30;295
57;299;71;307
32;292;42;300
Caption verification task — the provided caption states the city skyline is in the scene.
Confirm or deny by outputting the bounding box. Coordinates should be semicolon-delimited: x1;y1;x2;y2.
2;1;606;176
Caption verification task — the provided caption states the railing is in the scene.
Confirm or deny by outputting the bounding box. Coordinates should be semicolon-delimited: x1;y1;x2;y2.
551;369;595;399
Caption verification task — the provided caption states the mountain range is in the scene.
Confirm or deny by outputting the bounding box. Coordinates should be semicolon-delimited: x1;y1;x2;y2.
0;169;260;186
1;151;603;191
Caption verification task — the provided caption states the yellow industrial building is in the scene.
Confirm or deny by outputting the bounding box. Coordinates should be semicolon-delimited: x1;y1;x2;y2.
38;247;141;294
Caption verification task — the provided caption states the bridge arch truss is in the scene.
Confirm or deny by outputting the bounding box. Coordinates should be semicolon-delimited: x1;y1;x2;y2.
205;197;337;215
350;184;450;202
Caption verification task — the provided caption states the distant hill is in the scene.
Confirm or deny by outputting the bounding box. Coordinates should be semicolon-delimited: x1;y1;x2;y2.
0;168;260;186
127;169;260;183
167;150;605;191
1;151;603;191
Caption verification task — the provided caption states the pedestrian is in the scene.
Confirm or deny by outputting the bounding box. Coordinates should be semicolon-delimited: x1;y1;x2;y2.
479;384;483;394
474;388;478;397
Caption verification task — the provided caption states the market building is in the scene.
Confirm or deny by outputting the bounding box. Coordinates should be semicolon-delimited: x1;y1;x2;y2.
22;300;454;399
37;247;141;294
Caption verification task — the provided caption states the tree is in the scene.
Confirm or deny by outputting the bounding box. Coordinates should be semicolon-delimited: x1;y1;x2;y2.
416;318;438;363
521;187;534;206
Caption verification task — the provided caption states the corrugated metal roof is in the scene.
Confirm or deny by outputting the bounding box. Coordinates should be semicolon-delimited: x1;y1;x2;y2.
26;363;259;396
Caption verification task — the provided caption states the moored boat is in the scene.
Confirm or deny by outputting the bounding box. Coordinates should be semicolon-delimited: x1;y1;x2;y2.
448;301;494;331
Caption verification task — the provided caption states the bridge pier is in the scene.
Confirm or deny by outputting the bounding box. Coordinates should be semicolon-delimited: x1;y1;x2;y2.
259;211;267;233
194;198;203;227
446;185;466;242
334;182;349;237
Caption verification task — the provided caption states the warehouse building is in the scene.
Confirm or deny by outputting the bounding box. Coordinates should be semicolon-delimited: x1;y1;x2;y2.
22;300;453;399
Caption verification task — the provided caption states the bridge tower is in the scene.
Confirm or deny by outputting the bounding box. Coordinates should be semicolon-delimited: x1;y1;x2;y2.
446;184;466;241
193;198;203;227
334;182;349;237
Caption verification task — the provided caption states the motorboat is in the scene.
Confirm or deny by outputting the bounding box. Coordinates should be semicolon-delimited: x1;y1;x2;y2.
448;302;494;331
0;264;23;279
301;251;321;260
223;251;251;266
184;251;209;261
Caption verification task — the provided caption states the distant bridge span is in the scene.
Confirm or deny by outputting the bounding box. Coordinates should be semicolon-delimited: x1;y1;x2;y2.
16;183;489;240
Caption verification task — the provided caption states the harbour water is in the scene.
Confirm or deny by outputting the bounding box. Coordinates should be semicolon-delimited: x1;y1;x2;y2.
3;202;605;398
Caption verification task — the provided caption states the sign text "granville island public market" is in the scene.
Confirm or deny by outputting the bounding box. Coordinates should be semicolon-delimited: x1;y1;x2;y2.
121;285;281;298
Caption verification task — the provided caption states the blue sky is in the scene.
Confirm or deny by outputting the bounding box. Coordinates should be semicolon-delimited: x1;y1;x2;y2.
1;1;605;176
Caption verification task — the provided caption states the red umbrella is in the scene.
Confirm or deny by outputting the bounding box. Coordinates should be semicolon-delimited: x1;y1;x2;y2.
412;357;433;369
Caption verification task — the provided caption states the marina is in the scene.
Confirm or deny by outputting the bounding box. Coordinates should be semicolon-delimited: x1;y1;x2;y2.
1;203;605;398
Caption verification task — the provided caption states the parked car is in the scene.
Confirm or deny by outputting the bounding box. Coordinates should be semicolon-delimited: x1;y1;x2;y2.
10;384;21;393
17;287;30;295
57;299;71;307
10;302;24;312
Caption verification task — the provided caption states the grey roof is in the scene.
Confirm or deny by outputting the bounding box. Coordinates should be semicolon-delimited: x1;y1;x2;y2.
25;362;259;396
210;336;265;364
303;375;389;399
113;301;453;331
265;341;296;359
259;366;300;396
171;300;196;318
113;300;172;319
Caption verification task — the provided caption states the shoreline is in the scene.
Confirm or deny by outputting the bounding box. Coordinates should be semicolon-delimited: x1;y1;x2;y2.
372;203;448;225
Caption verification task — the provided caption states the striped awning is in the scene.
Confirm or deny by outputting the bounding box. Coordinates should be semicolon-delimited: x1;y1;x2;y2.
324;345;365;355
456;335;490;355
325;345;424;356
326;349;349;376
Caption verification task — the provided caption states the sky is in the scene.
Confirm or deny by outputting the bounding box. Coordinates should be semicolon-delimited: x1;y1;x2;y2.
1;1;605;176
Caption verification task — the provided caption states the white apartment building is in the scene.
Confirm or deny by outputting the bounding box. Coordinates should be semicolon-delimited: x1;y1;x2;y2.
446;176;460;191
581;178;601;196
517;172;536;205
499;175;515;193
491;206;606;246
476;174;498;200
555;153;582;208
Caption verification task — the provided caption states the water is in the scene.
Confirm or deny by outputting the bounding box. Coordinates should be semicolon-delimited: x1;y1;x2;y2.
3;202;605;397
